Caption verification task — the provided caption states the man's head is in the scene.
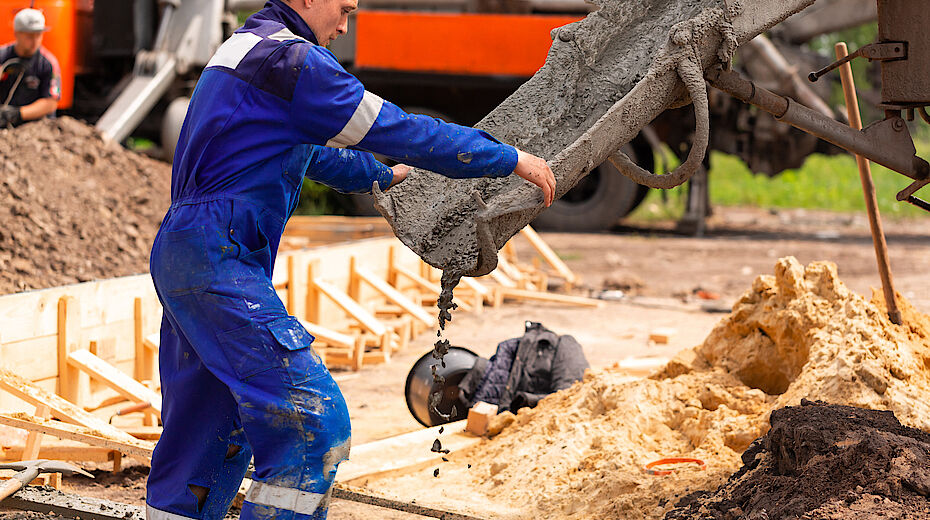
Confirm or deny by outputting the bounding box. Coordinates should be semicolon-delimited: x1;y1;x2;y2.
285;0;357;47
13;9;49;57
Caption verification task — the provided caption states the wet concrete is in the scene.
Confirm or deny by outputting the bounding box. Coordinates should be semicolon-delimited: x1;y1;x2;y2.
375;0;816;282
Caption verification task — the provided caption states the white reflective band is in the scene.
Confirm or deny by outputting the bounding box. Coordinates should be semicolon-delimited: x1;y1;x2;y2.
325;91;384;148
206;32;262;70
146;504;197;520
245;481;327;515
268;28;309;43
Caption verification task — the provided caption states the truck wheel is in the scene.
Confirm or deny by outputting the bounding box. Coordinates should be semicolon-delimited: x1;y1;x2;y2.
161;96;190;163
533;143;650;232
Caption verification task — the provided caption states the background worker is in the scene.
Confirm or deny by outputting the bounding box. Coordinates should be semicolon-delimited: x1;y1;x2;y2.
145;0;555;518
0;8;60;128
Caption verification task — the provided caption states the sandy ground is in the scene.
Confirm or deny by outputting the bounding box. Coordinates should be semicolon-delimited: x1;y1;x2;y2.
2;206;929;519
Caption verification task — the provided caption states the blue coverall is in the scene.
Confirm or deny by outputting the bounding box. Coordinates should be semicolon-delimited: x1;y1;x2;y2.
146;1;518;519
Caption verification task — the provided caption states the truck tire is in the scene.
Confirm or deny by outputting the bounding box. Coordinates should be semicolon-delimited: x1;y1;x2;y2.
533;142;651;232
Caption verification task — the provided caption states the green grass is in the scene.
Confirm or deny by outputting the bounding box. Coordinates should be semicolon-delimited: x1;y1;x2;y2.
629;138;930;222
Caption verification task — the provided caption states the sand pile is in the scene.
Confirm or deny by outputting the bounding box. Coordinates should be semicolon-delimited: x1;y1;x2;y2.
363;257;930;519
0;117;171;294
666;400;930;519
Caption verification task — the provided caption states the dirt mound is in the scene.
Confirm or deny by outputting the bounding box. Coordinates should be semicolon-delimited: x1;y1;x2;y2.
364;258;930;519
666;400;930;519
0;117;171;294
665;256;930;432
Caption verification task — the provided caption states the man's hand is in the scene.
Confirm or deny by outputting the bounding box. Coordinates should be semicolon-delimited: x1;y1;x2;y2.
0;106;21;128
513;149;556;207
388;163;411;189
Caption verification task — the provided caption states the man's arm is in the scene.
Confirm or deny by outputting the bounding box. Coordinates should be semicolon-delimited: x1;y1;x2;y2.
301;145;394;194
291;47;554;204
18;97;57;121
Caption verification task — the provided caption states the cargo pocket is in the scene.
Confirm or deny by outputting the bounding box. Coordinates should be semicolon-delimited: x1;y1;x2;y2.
217;323;275;381
154;227;215;295
267;316;324;386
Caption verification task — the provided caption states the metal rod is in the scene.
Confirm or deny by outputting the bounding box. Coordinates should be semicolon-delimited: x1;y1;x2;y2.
706;65;930;181
836;42;902;325
333;485;488;520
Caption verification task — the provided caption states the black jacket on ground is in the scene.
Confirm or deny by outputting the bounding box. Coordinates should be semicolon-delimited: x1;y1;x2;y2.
460;321;589;413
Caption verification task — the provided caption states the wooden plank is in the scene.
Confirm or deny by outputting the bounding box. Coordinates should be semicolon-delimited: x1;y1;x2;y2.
519;226;578;286
336;420;478;483
391;263;472;312
297;319;356;350
486;268;517;289
143;333;159;352
120;426;163;441
0;335;59;381
0;367;139;444
0;414;154;460
500;288;604;307
313;278;388;337
497;254;535;291
67;349;162;418
353;263;435;328
2;445;117;463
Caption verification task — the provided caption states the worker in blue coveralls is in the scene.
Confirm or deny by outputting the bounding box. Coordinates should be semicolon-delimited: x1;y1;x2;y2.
145;0;556;518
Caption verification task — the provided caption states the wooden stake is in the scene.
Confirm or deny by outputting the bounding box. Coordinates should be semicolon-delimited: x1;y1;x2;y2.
836;42;903;325
57;296;84;404
21;405;51;461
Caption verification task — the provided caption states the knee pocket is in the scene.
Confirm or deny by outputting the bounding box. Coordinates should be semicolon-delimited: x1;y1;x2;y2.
267;316;325;386
218;317;325;384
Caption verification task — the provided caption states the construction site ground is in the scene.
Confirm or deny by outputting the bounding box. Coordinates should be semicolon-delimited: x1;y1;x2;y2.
2;205;929;519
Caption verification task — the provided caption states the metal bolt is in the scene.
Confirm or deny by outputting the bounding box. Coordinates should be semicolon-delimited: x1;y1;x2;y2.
558;29;574;42
893;118;906;131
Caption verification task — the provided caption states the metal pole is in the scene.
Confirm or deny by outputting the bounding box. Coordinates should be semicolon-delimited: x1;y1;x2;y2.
835;42;903;325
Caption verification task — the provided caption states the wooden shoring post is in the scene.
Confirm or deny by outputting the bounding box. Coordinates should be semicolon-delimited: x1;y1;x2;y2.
313;278;388;338
286;255;297;314
348;256;361;301
67;349;163;420
390;263;473;312
497;254;535;291
353;335;366;371
111;451;122;473
352;261;436;328
133;298;155;387
21;405;51;461
519;226;578;290
57;296;86;405
487;268;517;289
386;246;399;287
305;260;321;324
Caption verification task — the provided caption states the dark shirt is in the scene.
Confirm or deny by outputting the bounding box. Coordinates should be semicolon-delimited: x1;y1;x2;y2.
0;43;61;108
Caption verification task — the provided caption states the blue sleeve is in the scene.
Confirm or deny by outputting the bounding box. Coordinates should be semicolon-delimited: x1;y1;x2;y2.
291;46;518;179
302;145;394;194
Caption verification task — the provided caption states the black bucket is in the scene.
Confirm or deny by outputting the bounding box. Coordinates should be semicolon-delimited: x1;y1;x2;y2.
404;346;479;427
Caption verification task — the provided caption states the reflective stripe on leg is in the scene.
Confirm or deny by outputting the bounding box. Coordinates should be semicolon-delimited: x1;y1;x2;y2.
245;481;328;515
146;504;198;520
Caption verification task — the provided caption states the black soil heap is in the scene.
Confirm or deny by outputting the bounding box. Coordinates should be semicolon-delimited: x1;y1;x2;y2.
666;400;930;519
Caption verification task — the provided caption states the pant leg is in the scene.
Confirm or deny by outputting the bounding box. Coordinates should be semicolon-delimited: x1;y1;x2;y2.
146;313;253;520
148;217;350;520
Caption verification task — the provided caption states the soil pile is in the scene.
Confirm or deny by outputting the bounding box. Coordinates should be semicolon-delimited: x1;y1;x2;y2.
0;117;171;294
666;400;930;519
364;257;930;519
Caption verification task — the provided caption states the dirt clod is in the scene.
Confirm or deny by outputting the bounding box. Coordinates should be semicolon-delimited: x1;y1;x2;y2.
666;400;930;519
0;118;171;295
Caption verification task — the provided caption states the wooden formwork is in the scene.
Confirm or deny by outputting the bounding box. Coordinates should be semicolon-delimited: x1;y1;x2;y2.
0;220;595;470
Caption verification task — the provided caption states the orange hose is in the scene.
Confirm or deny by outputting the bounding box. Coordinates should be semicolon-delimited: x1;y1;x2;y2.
643;457;706;476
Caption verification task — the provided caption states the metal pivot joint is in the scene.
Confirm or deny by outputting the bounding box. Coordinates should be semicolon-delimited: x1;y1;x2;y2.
809;42;907;82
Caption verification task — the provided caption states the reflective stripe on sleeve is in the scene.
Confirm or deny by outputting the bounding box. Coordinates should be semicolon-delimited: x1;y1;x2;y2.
325;90;384;149
245;481;328;515
206;32;263;70
146;504;197;520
